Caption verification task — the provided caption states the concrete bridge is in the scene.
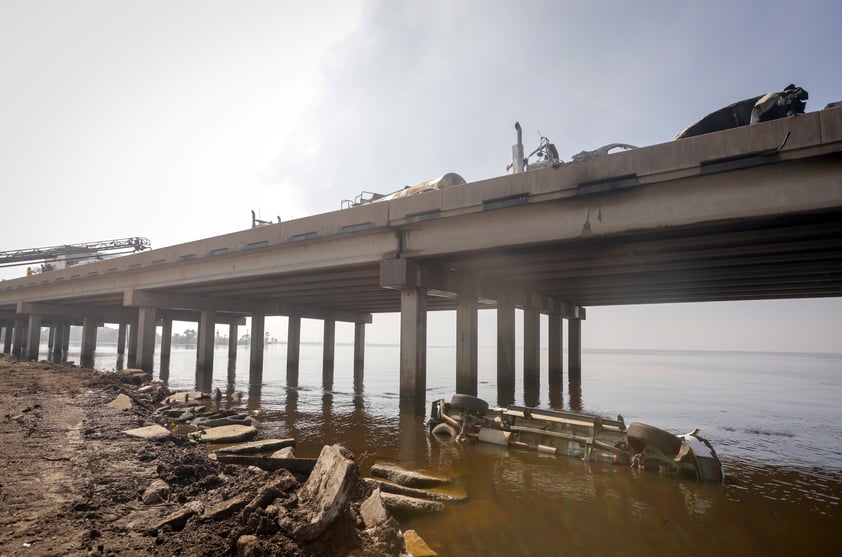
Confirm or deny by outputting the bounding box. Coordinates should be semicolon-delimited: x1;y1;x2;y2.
2;106;842;407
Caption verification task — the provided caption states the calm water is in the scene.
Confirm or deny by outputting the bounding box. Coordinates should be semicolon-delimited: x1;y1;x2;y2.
66;343;841;556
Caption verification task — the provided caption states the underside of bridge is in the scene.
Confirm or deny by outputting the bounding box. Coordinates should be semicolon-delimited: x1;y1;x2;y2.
2;107;842;407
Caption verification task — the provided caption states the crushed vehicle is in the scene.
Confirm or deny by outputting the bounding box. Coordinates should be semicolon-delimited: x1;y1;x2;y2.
429;394;724;483
675;83;808;139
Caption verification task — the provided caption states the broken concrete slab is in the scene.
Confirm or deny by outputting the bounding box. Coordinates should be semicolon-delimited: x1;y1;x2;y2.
380;492;444;514
214;438;296;455
203;493;252;522
280;444;358;542
107;393;133;411
404;529;438;556
369;463;452;488
124;424;173;441
214;454;316;473
193;424;258;444
154;500;204;531
141;479;171;505
364;477;467;501
360;488;389;528
270;446;295;459
164;391;208;405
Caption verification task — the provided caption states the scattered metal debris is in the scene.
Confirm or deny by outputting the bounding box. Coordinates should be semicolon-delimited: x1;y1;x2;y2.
429;394;724;483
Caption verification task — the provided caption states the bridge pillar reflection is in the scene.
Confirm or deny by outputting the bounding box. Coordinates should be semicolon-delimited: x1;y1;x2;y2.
456;295;478;396
400;287;427;403
25;314;42;361
196;310;215;392
286;315;301;388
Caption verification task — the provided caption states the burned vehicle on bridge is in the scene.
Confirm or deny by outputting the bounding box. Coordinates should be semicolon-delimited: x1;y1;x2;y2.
429;394;723;483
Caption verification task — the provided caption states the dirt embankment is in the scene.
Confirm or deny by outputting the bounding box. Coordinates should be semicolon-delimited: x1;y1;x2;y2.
0;355;407;556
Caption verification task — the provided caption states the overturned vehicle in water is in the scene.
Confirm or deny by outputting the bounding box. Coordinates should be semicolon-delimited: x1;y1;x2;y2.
429;394;723;483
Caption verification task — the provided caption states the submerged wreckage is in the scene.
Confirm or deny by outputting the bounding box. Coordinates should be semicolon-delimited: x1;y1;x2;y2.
429;394;724;483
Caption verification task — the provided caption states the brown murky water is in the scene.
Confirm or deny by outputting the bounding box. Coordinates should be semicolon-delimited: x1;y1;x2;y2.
76;344;841;556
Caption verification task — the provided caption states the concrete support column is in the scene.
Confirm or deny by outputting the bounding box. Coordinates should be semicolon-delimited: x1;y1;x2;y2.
286;316;301;388
61;323;71;362
249;314;265;385
127;320;138;368
51;322;65;362
48;326;55;352
227;323;238;384
568;318;582;383
496;303;516;406
399;287;427;403
117;323;127;355
196;310;216;392
353;321;365;391
80;316;98;368
25;314;43;361
3;325;12;354
523;308;540;406
12;318;25;358
136;308;157;373
548;313;564;408
322;318;335;390
160;318;173;377
456;296;478;396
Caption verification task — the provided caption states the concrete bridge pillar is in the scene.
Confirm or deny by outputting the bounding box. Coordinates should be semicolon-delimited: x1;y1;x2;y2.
353;321;365;391
456;295;478;396
12;318;26;358
25;314;43;361
61;323;71;362
3;324;12;354
80;316;98;368
47;325;55;352
51;321;65;362
568;318;582;382
127;319;138;368
117;323;127;356
159;318;173;377
322;318;335;390
286;315;301;388
523;308;540;407
548;313;564;408
249;314;265;385
400;287;427;402
135;308;157;373
196;310;216;392
227;323;238;384
496;303;516;406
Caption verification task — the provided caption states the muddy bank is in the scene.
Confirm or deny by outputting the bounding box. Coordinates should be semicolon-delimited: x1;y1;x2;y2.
0;355;428;556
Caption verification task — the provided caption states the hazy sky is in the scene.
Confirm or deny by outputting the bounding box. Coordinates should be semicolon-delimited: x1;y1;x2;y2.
2;0;841;352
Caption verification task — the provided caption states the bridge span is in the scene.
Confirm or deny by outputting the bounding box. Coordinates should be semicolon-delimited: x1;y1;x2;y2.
2;106;842;406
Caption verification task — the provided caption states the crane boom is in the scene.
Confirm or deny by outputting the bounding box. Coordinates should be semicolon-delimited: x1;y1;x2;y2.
0;237;150;267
